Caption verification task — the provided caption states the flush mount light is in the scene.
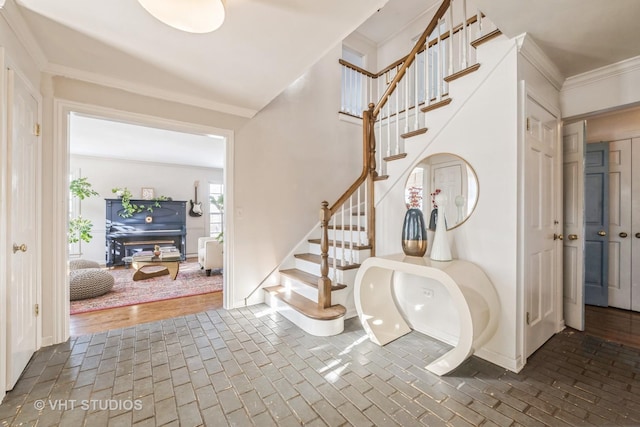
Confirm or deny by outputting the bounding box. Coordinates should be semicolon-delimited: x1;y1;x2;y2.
137;0;226;34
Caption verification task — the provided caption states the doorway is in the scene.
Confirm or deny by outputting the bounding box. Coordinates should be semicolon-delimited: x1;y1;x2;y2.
566;106;640;337
54;102;234;338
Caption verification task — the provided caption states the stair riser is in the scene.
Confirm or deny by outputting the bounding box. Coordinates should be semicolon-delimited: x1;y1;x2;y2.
327;229;368;244
307;243;371;264
263;292;344;336
293;258;358;284
279;277;351;304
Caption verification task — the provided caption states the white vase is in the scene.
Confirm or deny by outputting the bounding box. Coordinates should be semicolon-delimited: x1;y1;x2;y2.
430;194;452;261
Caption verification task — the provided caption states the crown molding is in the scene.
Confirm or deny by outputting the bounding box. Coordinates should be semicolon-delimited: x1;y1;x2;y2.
46;62;257;118
0;0;47;69
516;33;565;90
562;55;640;91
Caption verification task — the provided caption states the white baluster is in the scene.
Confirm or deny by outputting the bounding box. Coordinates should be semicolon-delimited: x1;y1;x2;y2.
395;82;399;155
477;9;482;39
340;65;347;112
414;55;419;129
462;0;468;69
331;216;337;281
357;186;362;247
350;69;356;115
386;101;391;157
425;41;430;105
405;66;410;133
364;182;369;246
349;195;354;264
448;2;454;77
377;103;383;176
353;69;358;114
341;204;346;266
437;18;443;101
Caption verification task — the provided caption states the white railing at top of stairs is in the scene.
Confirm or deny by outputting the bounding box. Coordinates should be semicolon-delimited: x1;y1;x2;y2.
340;0;497;178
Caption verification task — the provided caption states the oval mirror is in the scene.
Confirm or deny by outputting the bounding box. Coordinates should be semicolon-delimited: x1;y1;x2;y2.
405;153;478;230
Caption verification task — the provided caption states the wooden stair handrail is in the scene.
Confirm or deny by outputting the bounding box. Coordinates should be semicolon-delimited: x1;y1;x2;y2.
318;0;453;312
374;0;451;118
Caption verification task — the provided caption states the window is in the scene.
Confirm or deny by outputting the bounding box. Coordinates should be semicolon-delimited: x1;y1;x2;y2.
341;46;366;116
209;183;223;239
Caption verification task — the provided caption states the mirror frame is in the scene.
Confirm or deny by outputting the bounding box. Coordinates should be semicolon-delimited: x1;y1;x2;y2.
405;152;479;230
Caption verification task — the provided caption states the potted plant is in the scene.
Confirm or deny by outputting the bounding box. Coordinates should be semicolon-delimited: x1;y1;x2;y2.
112;187;168;218
69;177;99;244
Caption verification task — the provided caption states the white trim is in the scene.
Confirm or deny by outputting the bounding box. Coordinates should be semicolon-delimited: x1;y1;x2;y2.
51;100;235;336
337;112;362;126
516;33;565;90
562;55;640;91
47;63;258;119
0;0;48;69
0;46;7;403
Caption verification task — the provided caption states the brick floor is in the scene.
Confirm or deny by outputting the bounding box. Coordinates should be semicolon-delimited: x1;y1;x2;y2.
1;304;639;426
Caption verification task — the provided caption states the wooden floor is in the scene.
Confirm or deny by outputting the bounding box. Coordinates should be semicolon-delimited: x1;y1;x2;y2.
585;304;640;349
69;292;223;336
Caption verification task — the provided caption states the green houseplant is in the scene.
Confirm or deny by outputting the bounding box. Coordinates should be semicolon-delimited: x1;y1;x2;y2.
69;177;99;244
210;194;224;243
112;187;168;218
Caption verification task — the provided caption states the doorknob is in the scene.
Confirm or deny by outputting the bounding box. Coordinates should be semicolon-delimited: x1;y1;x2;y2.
568;234;578;240
620;232;628;238
553;233;564;241
597;230;607;237
636;233;640;239
12;243;27;253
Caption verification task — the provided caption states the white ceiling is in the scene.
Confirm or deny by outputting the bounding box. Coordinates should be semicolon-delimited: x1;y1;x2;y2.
473;0;640;78
69;113;225;169
14;0;640;166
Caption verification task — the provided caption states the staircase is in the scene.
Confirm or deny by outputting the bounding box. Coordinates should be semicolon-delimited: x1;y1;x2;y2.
263;0;503;336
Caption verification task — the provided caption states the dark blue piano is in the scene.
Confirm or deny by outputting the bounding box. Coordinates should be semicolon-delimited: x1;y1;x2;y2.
105;198;187;266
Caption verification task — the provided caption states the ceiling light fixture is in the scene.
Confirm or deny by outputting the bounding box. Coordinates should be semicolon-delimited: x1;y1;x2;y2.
137;0;226;34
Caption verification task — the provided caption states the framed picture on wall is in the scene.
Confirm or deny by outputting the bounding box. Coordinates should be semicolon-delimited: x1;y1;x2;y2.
141;187;155;200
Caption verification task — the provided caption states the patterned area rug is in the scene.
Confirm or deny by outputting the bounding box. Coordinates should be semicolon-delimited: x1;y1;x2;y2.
70;260;223;315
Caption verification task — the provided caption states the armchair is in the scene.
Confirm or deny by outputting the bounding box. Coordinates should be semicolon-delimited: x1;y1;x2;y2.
198;237;223;276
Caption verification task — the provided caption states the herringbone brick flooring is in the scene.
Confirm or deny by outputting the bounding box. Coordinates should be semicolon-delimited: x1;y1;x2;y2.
1;304;639;426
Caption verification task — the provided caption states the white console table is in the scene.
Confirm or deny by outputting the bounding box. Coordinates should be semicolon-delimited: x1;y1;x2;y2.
354;254;500;375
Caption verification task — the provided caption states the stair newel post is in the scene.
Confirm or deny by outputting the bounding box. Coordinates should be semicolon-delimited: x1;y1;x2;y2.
318;200;332;309
365;103;377;256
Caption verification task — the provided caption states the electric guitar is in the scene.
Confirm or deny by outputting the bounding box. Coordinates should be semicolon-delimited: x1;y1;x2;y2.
189;181;203;217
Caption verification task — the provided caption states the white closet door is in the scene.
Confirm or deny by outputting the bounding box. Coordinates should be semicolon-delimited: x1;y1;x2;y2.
632;138;640;311
607;139;632;309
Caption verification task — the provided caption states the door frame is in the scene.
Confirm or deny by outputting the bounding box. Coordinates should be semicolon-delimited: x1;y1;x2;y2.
51;100;235;343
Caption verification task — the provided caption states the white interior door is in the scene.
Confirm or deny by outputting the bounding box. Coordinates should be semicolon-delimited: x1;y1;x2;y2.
607;139;631;309
632;138;640;311
562;121;585;330
524;94;561;357
6;69;40;390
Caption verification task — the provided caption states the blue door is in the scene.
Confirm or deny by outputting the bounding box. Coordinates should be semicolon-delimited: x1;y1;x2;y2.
584;142;609;306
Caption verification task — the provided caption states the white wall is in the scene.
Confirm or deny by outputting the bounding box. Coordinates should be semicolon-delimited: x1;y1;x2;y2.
69;155;223;264
233;44;363;308
374;39;521;370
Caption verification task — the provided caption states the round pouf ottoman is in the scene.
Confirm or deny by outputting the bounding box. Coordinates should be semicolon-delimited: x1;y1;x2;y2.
69;259;100;271
69;268;114;301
